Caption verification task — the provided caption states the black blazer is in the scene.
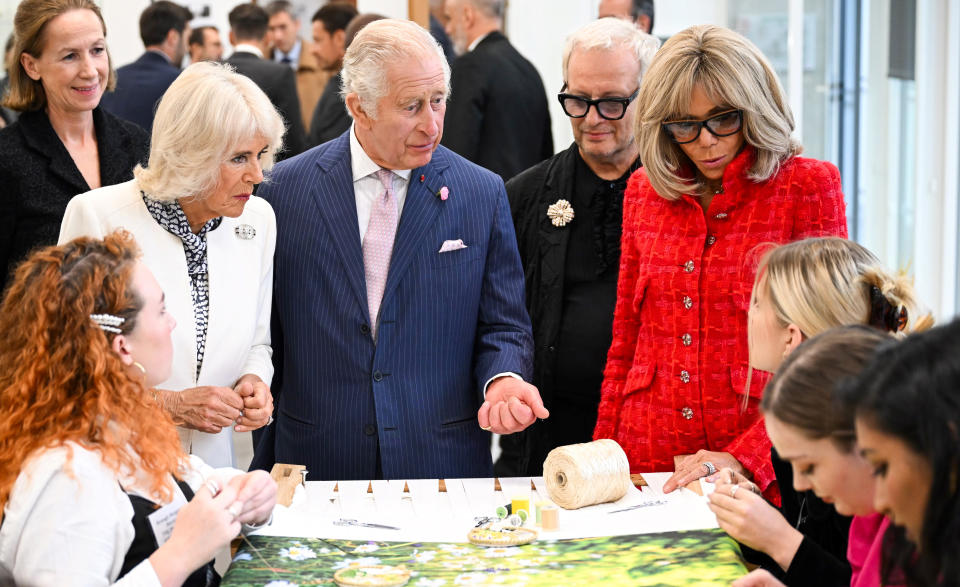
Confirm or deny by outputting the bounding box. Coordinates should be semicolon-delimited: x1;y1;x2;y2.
307;71;351;148
0;107;149;290
227;51;306;158
100;51;181;132
441;31;553;182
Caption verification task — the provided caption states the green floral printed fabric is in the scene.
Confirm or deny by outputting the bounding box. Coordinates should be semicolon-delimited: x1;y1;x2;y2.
223;529;746;586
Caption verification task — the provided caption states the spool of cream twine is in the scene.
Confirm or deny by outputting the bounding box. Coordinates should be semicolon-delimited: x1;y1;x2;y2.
542;439;632;510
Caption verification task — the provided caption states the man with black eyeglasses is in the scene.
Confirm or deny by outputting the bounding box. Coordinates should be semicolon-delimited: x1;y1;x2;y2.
495;18;659;477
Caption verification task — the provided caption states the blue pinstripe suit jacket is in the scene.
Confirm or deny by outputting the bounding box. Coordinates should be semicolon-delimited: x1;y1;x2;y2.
252;132;533;480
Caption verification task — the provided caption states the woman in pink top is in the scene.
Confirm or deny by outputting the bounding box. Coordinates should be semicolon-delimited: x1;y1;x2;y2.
847;319;960;587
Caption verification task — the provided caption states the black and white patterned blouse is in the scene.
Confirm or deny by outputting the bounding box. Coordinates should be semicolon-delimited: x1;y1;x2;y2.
142;193;223;380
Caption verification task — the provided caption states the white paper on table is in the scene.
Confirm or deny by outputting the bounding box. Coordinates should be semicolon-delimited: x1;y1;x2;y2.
442;479;472;522
530;476;547;493
460;477;497;518
700;478;717;495
498;477;534;507
337;480;373;519
406;479;444;521
302;480;336;515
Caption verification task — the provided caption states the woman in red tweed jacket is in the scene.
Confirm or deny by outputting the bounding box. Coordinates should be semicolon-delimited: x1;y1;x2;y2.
593;24;847;499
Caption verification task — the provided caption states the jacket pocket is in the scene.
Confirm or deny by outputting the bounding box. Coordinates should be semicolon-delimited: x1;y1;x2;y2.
622;360;657;398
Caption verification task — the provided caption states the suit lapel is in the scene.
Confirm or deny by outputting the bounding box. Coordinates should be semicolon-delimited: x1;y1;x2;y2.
19;111;90;194
380;151;449;304
310;135;370;321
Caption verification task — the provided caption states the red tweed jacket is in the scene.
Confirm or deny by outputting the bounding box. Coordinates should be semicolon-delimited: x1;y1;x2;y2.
593;147;847;496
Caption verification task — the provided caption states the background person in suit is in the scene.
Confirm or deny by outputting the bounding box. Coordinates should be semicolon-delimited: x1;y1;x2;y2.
441;0;553;181
59;62;282;468
251;18;547;481
496;18;659;477
188;25;223;63
0;0;148;291
305;2;359;148
227;3;306;159
100;1;192;132
266;0;328;133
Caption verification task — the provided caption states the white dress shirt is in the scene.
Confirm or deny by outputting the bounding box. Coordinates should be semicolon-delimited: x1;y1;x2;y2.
273;39;301;69
232;43;264;58
349;124;412;244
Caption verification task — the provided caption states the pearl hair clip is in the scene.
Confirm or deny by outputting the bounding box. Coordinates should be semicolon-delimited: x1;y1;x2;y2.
90;313;125;334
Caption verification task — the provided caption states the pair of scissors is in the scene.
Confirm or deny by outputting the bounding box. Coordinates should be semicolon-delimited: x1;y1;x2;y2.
333;518;401;530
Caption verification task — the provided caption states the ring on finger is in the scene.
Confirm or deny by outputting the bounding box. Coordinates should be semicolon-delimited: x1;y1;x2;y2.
730;484;740;498
702;461;717;476
205;479;221;497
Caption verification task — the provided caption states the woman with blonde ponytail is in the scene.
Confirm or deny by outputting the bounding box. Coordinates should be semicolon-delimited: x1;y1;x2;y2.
709;236;928;586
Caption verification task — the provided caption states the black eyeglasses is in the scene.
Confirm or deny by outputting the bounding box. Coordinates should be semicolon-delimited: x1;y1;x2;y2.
662;109;743;144
557;84;640;121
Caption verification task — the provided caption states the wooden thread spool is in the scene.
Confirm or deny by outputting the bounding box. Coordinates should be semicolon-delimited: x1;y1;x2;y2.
540;506;559;531
542;439;632;510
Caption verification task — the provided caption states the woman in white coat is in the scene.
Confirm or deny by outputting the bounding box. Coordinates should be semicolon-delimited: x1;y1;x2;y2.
60;61;284;467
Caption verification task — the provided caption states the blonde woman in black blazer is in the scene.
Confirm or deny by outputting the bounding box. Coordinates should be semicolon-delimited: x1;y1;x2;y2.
0;0;148;290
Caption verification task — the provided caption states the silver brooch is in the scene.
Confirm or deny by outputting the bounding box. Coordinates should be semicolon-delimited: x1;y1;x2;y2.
546;199;575;227
234;224;256;240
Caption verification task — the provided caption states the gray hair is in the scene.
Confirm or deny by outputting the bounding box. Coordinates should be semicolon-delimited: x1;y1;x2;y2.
340;19;450;119
462;0;505;20
562;17;661;87
134;61;285;202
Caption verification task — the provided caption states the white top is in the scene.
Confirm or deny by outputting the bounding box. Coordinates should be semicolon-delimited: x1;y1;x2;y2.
232;43;264;59
349;124;412;244
0;444;238;586
58;181;276;467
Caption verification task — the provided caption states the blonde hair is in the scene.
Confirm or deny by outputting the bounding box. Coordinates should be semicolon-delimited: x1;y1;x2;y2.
757;237;930;338
561;17;661;86
134;61;285;203
636;24;800;201
341;19;449;119
5;0;116;112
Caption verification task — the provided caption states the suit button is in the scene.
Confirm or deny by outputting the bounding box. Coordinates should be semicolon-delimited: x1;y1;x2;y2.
683;260;695;273
364;425;376;436
715;212;728;219
706;235;717;246
373;371;383;382
679;370;690;383
681;333;692;346
360;324;370;334
682;295;693;310
548;345;556;352
681;407;694;420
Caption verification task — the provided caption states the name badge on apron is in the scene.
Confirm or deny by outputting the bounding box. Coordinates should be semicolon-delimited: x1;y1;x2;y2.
147;486;188;546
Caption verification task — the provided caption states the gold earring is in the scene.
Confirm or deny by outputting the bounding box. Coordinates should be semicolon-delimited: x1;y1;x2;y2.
132;361;146;375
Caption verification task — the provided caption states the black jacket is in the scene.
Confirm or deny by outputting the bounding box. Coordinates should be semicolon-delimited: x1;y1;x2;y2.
441;31;553;181
100;51;181;133
227;51;306;158
308;71;351;148
497;144;590;475
0;107;149;290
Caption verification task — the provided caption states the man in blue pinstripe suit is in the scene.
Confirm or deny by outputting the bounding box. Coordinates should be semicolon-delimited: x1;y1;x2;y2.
251;19;548;480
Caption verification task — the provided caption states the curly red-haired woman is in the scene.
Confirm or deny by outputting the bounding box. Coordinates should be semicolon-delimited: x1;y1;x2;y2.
0;231;276;586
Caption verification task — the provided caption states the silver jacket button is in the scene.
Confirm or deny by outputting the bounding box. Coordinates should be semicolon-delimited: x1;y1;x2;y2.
681;406;694;420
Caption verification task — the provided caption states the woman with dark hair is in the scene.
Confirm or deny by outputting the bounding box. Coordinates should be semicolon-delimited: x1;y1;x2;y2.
0;231;276;585
850;319;960;587
0;0;148;290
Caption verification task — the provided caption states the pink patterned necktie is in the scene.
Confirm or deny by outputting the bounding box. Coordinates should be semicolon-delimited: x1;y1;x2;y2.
363;169;399;340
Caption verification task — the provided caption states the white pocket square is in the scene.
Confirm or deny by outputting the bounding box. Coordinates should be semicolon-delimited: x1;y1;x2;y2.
438;239;467;253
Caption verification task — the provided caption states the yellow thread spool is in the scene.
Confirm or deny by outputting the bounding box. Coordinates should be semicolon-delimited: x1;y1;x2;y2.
511;495;530;519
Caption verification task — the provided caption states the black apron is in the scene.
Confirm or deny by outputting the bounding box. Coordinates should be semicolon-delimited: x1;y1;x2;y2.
118;478;220;586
